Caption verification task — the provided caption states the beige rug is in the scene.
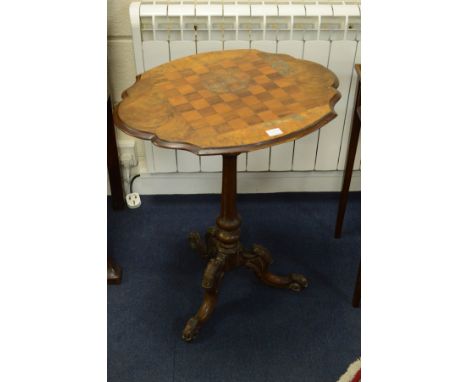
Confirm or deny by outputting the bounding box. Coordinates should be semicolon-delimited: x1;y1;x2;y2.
337;358;361;382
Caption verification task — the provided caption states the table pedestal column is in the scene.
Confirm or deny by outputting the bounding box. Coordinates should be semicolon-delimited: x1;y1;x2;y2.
182;154;308;342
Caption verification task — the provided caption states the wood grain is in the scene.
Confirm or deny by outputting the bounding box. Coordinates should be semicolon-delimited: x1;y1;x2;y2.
114;49;340;156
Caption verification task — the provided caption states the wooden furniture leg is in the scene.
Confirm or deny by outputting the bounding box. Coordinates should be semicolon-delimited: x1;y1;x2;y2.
107;96;124;284
182;155;308;342
242;245;308;291
107;96;126;211
334;65;361;307
107;256;122;285
335;84;361;239
352;262;361;308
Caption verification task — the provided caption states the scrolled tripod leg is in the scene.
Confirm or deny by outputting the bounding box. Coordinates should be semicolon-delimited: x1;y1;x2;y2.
242;245;308;292
182;255;225;342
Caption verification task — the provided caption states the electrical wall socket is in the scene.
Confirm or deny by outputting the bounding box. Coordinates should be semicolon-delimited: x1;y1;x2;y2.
117;140;138;167
126;192;141;209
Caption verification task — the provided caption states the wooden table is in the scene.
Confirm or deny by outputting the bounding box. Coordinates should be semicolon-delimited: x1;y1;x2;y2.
114;50;340;341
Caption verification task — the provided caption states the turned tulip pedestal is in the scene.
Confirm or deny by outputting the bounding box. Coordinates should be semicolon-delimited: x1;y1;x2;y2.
182;154;308;341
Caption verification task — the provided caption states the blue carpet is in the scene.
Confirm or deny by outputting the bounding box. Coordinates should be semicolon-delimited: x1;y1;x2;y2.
108;192;360;382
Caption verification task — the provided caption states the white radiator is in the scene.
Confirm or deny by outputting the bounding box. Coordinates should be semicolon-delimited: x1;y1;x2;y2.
129;0;360;177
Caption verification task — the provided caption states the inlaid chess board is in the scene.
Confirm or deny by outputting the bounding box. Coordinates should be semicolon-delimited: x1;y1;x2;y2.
114;49;340;155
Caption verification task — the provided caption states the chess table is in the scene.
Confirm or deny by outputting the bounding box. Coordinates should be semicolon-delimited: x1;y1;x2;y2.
114;49;340;341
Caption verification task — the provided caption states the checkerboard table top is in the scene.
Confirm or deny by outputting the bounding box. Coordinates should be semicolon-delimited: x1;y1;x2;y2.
114;50;340;155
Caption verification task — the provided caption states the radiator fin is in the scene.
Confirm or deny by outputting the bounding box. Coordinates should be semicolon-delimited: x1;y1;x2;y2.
131;1;361;174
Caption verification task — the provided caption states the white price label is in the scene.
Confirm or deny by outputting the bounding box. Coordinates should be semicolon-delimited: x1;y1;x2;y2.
266;128;283;137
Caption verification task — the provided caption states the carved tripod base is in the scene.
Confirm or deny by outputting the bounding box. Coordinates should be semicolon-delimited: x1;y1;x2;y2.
182;228;308;342
181;154;308;342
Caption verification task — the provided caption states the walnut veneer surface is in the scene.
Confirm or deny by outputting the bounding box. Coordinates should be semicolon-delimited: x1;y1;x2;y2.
114;49;341;155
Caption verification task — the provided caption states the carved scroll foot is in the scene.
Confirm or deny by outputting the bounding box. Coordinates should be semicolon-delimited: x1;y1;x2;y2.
188;227;217;260
182;254;225;342
182;316;200;342
182;290;218;342
242;244;308;292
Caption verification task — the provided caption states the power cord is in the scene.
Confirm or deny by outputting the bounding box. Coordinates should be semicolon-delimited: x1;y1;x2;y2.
130;174;141;193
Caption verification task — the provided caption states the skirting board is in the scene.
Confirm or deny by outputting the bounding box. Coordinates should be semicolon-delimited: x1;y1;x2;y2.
129;171;360;195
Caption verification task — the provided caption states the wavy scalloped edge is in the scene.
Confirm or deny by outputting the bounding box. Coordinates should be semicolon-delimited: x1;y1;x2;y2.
113;51;341;156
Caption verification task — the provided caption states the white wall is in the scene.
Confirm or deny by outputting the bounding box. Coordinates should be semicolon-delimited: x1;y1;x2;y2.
108;0;146;163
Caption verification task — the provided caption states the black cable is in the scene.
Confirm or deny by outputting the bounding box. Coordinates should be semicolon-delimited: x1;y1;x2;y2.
130;174;141;193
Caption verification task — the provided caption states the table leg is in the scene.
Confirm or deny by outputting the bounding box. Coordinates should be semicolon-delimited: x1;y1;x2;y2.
352;262;361;308
335;85;361;239
242;244;308;291
182;154;308;342
107;97;126;211
107;256;122;285
107;97;124;285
